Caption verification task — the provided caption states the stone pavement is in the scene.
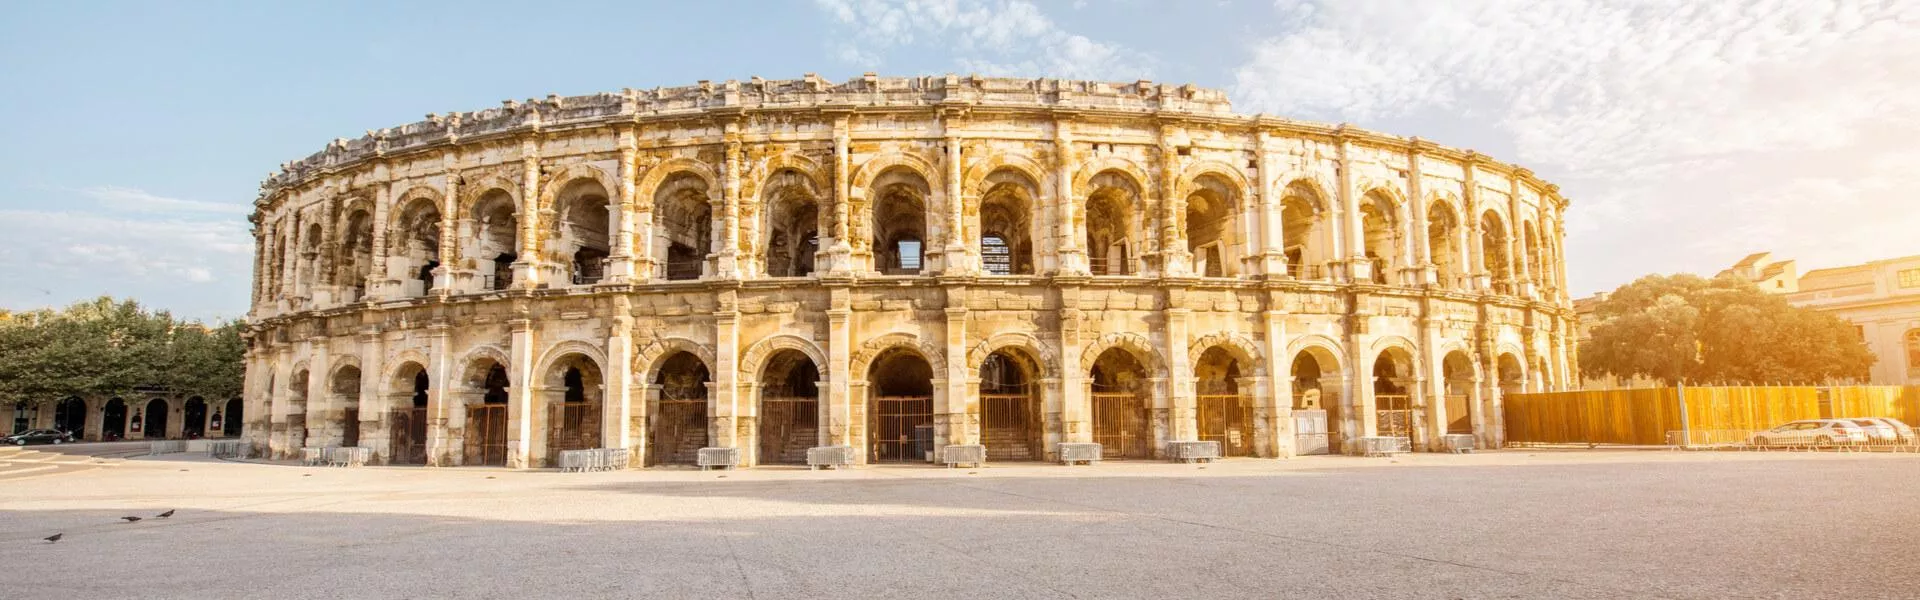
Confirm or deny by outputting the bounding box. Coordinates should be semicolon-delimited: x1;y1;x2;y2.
2;450;1916;599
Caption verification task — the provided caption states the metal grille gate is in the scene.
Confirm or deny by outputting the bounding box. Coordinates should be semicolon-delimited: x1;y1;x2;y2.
1092;391;1151;459
465;405;508;466
759;394;817;464
1197;391;1253;457
981;390;1042;461
388;407;428;465
871;396;933;462
1376;394;1414;440
650;397;706;466
547;402;601;463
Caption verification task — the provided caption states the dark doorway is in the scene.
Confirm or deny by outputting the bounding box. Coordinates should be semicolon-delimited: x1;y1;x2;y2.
466;363;510;466
103;399;127;441
222;398;243;437
649;352;709;466
868;348;934;463
546;359;603;464
54;397;86;438
758;350;819;465
980;350;1044;461
390;367;429;465
183;397;207;439
143;398;170;440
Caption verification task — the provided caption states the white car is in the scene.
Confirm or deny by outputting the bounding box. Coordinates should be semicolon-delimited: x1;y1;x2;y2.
1749;420;1867;447
1843;418;1899;443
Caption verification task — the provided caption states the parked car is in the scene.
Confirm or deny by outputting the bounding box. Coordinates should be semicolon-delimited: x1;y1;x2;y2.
1861;417;1916;443
1749;420;1868;446
1844;419;1899;443
2;429;75;446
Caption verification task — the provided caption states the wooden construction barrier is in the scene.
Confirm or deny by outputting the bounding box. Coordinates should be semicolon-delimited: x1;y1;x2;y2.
1504;386;1920;446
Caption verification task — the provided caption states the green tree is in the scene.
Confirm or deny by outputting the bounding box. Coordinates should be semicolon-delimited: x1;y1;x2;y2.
0;297;246;409
1580;274;1875;385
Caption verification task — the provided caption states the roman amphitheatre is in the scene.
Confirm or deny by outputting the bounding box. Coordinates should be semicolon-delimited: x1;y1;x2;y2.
244;74;1575;469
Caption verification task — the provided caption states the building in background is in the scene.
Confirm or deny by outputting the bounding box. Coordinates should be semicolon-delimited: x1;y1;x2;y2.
1724;253;1920;386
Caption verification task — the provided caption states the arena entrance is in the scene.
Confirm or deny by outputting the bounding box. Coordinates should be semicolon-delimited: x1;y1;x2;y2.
649;352;709;467
142;398;169;440
1443;351;1475;435
545;355;604;465
1373;349;1416;441
1090;348;1152;460
1194;347;1253;457
979;350;1043;462
1290;350;1341;454
868;348;934;463
465;363;511;466
389;364;429;465
103;398;127;441
758;350;820;465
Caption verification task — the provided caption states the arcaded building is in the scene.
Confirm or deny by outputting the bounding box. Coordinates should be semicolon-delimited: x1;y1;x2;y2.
244;75;1575;468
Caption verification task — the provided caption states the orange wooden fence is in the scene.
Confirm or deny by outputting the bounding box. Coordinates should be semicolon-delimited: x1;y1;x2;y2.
1503;386;1920;445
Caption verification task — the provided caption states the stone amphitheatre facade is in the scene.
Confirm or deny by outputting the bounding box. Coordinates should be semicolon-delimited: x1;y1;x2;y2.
244;74;1576;468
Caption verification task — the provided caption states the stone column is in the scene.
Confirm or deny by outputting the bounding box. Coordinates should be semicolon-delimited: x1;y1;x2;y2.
717;131;742;278
425;323;453;466
305;339;332;448
1057;287;1090;444
607;136;638;282
1407;144;1435;285
1166;307;1195;442
369;185;392;300
434;165;458;292
606;296;634;462
1335;134;1365;283
1255;133;1288;277
514;146;542;288
1508;173;1531;297
712;308;740;449
943;134;968;274
1147;375;1169;458
506;318;536;468
826;295;853;446
1263;305;1293;457
944;306;972;447
825;115;854;273
268;348;293;458
1463;162;1490;291
1158;126;1190;277
1053;121;1086;275
358;332;382;453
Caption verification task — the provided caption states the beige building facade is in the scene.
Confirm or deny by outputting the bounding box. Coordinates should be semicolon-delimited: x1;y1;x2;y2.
244;75;1576;468
1725;252;1920;385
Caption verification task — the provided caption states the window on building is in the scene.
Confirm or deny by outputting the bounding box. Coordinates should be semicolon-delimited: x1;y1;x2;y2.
981;235;1011;275
1899;268;1920;289
896;239;921;272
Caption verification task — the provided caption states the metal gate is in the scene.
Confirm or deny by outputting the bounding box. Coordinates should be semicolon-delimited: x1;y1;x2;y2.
981;391;1042;461
871;395;933;462
1376;394;1414;440
759;394;817;465
388;407;428;465
1445;394;1472;434
1092;392;1151;459
547;401;601;463
342;408;359;447
465;405;508;466
1197;392;1253;457
650;398;706;466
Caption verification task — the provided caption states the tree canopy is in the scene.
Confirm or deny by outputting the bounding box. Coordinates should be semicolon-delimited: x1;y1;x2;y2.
0;297;244;407
1580;274;1874;385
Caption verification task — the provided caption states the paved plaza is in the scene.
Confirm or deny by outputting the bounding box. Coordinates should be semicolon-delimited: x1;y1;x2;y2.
3;448;1917;599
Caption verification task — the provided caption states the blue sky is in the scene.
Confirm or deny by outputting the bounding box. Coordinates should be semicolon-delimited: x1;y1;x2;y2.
3;0;1915;321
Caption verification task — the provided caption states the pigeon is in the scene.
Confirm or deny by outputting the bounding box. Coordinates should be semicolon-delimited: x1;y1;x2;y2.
156;510;174;519
43;533;62;543
120;516;142;523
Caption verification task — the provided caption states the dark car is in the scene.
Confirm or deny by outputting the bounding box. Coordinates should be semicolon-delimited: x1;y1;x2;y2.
3;429;75;445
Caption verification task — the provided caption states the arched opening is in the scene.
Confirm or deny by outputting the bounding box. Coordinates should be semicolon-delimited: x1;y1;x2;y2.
286;369;309;449
392;198;441;297
872;168;930;275
654;174;712;281
1185;174;1240;278
762;170;820;278
183;397;207;439
649;352;710;466
1290;350;1342;454
142;398;170;440
1524;223;1544;290
979;170;1039;275
980;349;1044;461
1372;349;1416;441
1498;354;1526;397
1090;347;1152;459
758;350;820;465
337;209;374;302
221;398;242;437
388;363;429;465
1360;190;1400;284
331;366;362;447
463;361;512;466
469;189;518;291
298;223;323;300
102;398;127;441
1443;351;1476;436
54;397;86;438
868;347;934;462
1906;330;1920;378
1280;182;1332;280
551;180;611;286
1481;211;1513;294
1195;346;1253;457
543;354;604;464
1085;171;1141;276
1428;201;1463;289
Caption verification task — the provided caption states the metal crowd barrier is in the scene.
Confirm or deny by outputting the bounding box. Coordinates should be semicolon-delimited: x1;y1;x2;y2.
559;448;630;472
1669;429;1920;452
327;447;372;467
300;447;328;466
1352;436;1412;457
147;440;188;455
207;441;251;459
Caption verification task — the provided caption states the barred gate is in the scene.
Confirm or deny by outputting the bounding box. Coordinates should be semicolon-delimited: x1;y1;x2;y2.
1376;394;1414;440
1197;392;1253;457
465;404;508;466
650;397;706;466
871;395;934;462
1093;391;1151;459
759;394;817;464
981;390;1043;461
547;401;602;463
388;407;428;465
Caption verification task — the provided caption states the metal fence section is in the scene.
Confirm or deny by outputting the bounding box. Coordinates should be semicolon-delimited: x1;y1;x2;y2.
559;448;631;472
1505;386;1920;446
147;440;188;455
206;440;250;459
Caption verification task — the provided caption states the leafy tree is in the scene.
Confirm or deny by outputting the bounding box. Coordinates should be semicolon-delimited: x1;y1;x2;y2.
1581;274;1875;385
0;297;245;408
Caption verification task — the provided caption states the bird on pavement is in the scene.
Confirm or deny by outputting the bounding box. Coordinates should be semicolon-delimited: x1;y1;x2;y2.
44;533;62;543
156;510;174;518
120;516;142;523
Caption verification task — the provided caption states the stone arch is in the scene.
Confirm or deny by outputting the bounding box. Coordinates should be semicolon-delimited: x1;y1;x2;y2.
740;334;829;381
1079;332;1165;375
636;157;720;207
537;163;619;213
1176;160;1252;203
534;340;608;384
1187;333;1266;377
1272;173;1337;213
456;174;523;218
850;152;939;193
1368;335;1422;369
968;332;1059;379
1070;156;1151;197
1285;334;1347;374
744;151;830;198
382;349;430;387
459;344;513;388
962;152;1050;197
634;336;716;382
852;332;946;376
326;355;363;384
390;184;444;217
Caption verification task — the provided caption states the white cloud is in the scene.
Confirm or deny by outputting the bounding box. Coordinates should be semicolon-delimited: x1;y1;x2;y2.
0;209;252;286
78;185;251;215
1232;0;1920;292
814;0;1155;79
